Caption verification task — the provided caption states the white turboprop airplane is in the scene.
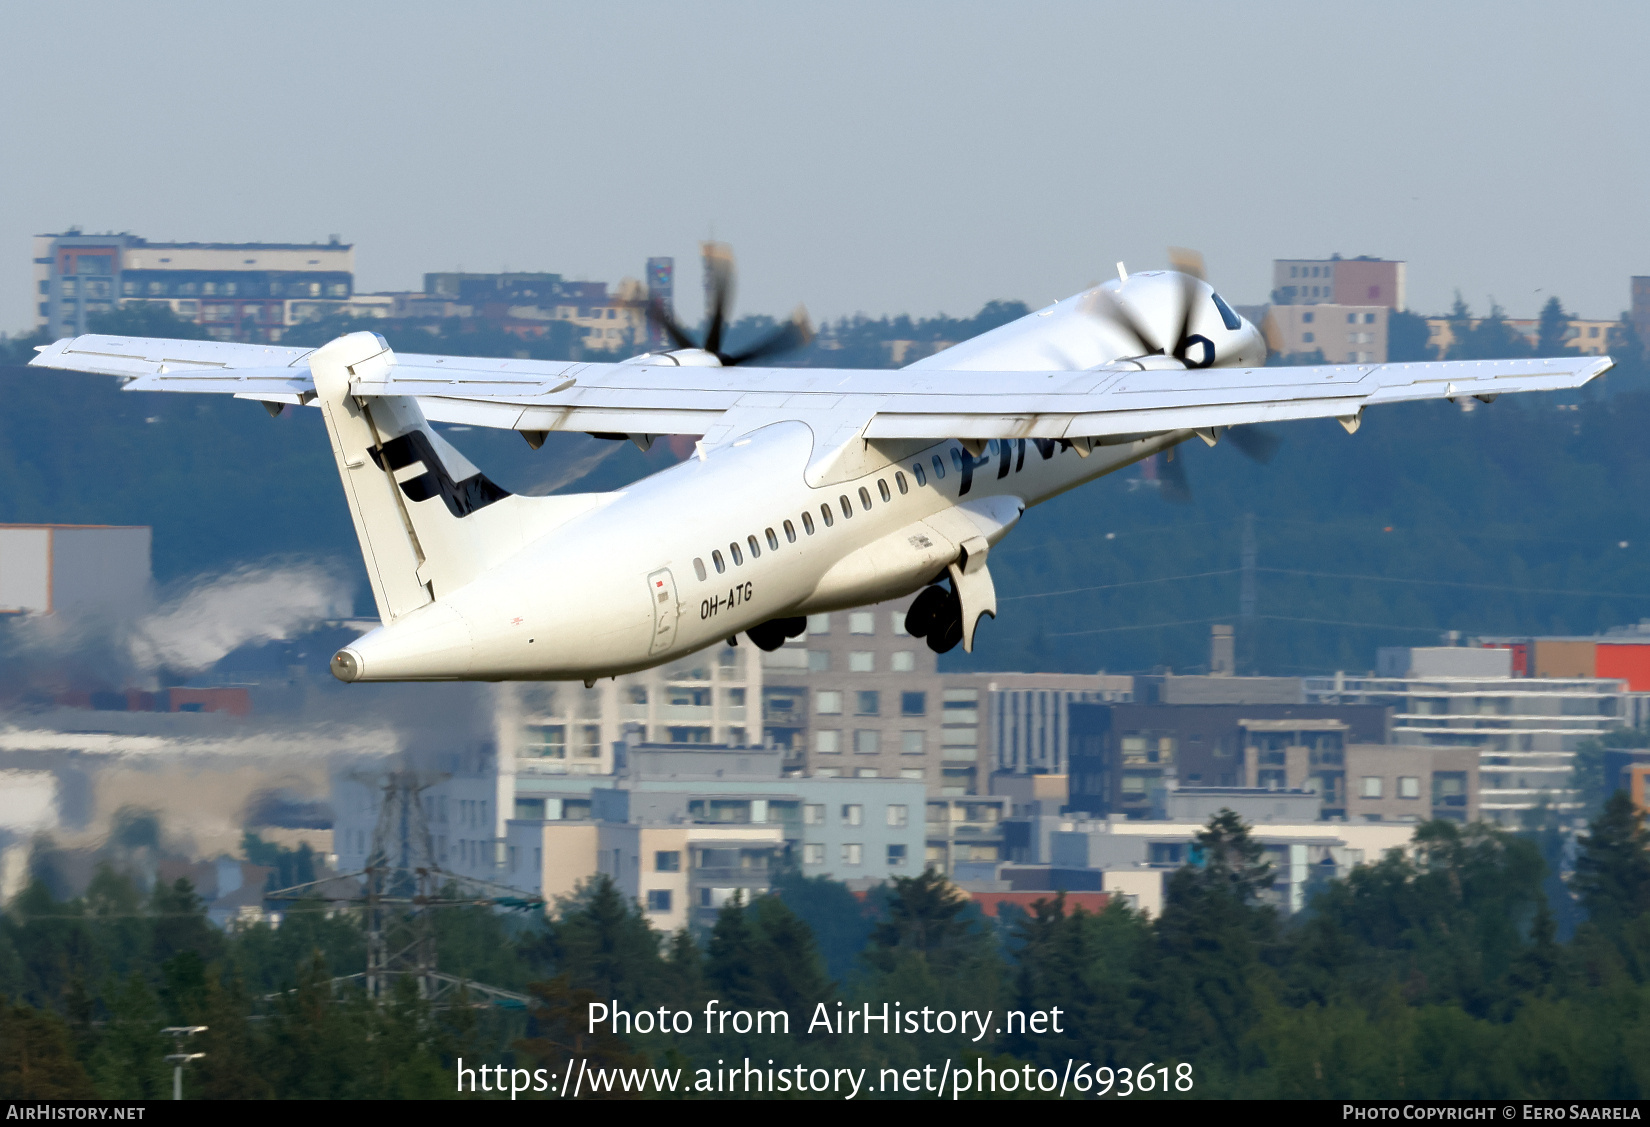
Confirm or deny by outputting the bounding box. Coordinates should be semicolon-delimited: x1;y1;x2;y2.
30;256;1610;686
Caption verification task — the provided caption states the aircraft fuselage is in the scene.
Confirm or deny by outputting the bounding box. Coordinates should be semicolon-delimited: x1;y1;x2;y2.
335;420;1183;681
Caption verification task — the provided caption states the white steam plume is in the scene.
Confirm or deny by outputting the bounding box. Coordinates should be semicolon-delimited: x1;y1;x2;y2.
127;562;354;673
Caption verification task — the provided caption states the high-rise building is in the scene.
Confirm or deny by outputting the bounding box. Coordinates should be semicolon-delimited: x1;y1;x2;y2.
32;230;355;342
1632;276;1650;345
645;257;674;351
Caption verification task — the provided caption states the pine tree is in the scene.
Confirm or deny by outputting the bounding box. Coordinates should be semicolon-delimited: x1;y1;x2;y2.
88;973;170;1099
1573;791;1650;928
537;874;665;1004
749;895;832;1020
705;892;766;1008
662;927;704;1011
864;869;981;973
0;997;96;1098
1194;808;1275;903
1537;296;1575;356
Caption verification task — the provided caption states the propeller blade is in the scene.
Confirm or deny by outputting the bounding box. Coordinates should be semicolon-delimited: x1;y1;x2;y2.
645;296;698;352
1167;246;1207;281
1169;267;1201;367
1226;425;1282;465
701;241;735;358
1158;445;1193;504
1091;286;1158;357
722;305;814;366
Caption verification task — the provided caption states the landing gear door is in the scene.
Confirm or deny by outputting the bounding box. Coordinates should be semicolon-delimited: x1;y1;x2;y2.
647;568;680;655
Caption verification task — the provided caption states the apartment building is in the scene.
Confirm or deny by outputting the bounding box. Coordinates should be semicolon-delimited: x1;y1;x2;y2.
926;794;1009;878
32;230;355;342
1307;647;1625;824
498;642;763;779
1425;316;1619;358
1263;304;1389;364
1066;702;1391;820
1272;256;1405;309
1043;809;1414;915
761;595;1130;795
421;271;650;348
337;741;925;932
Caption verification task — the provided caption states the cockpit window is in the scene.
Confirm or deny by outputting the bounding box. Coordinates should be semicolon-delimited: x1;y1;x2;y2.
1211;292;1242;331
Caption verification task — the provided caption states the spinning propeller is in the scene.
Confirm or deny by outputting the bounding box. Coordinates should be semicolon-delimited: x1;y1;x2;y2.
1109;248;1281;503
646;242;813;366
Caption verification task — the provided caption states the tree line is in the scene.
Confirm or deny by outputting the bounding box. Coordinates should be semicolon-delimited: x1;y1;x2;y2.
4;799;1650;1099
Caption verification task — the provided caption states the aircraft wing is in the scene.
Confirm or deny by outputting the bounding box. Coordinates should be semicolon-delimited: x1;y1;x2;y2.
29;333;1611;441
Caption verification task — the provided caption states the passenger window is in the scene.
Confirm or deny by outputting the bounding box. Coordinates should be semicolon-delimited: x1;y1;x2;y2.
748;534;761;558
931;455;945;479
821;505;833;528
712;550;725;574
895;472;907;495
766;528;779;550
730;542;743;565
839;495;853;518
693;557;707;581
878;479;891;502
950;448;964;472
913;463;926;486
784;520;796;543
859;487;873;510
802;511;815;534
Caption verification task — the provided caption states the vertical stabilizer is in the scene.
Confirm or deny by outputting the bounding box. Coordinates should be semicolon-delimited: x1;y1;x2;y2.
311;333;436;623
310;332;608;624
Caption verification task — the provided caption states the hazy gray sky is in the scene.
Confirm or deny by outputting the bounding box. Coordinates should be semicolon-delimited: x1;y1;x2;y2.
3;2;1646;332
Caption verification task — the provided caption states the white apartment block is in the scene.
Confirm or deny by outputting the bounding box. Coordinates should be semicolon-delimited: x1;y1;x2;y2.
1306;670;1625;824
498;643;763;779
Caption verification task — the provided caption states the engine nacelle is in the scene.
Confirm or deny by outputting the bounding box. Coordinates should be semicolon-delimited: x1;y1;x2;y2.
907;270;1268;373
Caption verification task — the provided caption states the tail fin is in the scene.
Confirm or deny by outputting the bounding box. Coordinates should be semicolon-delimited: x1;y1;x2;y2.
309;332;599;623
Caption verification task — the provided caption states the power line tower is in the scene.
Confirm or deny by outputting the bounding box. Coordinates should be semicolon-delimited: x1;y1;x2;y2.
268;769;540;1008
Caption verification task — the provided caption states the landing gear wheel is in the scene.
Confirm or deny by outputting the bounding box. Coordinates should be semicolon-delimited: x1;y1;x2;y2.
925;587;964;654
905;584;949;639
746;615;807;652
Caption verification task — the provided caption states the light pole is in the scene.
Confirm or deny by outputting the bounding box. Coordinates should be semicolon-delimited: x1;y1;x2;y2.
160;1025;207;1101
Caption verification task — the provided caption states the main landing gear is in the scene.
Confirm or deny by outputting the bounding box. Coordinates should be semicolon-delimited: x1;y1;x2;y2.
905;582;965;654
746;616;807;652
